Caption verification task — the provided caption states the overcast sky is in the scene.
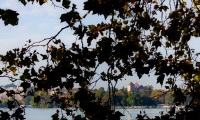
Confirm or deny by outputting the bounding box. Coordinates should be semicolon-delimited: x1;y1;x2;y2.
1;0;199;90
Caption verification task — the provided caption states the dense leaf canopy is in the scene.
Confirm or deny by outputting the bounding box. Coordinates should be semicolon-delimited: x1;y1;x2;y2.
1;0;200;120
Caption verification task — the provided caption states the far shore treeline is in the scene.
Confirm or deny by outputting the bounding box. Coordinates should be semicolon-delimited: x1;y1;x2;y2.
0;83;187;108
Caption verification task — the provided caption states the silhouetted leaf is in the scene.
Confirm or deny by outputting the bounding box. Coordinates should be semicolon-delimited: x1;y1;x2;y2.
0;9;19;26
62;0;71;9
7;101;15;110
20;82;31;92
157;74;165;86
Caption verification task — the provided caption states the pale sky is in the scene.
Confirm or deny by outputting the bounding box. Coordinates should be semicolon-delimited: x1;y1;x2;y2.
1;0;199;90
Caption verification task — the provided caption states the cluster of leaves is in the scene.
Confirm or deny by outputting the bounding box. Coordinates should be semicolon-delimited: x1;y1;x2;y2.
0;9;19;26
2;0;200;119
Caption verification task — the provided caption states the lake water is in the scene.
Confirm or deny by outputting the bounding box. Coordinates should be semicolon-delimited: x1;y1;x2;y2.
23;108;169;120
119;108;168;120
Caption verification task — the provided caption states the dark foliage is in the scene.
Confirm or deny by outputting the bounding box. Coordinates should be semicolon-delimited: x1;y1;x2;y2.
1;0;200;120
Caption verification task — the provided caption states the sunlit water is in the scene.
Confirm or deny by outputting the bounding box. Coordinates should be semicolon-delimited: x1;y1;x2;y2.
3;108;169;120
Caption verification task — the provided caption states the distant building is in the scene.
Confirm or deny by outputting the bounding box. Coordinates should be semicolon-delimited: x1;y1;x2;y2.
134;82;139;88
0;83;24;101
127;82;135;92
127;82;153;93
48;87;78;96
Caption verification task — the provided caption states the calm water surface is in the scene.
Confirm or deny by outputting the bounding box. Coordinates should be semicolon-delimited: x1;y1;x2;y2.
23;108;169;120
